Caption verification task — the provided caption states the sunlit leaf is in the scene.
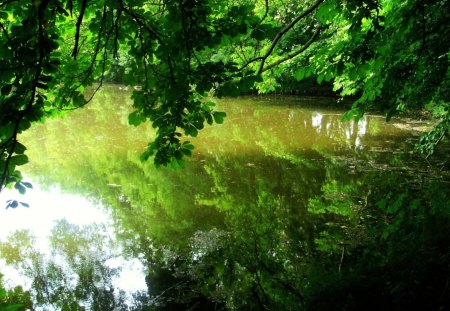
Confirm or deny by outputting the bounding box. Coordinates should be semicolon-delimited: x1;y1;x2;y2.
10;155;28;166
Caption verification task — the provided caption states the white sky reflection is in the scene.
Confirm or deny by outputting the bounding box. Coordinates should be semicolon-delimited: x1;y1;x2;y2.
0;180;147;294
0;185;108;238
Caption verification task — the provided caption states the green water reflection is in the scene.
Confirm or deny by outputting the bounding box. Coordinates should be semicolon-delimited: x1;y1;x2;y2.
1;86;449;310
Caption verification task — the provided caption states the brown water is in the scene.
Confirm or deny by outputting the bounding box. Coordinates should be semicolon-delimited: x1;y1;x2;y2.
0;86;447;310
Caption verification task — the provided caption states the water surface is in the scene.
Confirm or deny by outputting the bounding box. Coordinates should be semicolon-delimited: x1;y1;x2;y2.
1;86;448;310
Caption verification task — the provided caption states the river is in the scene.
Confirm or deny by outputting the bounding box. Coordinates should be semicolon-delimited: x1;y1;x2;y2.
0;86;449;310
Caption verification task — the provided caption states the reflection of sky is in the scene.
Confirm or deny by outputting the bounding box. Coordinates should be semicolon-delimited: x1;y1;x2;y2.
0;183;109;238
358;117;368;136
0;179;146;293
311;113;368;149
345;120;354;140
355;117;368;149
311;112;323;132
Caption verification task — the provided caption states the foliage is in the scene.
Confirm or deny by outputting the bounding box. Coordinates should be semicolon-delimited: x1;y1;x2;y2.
291;0;450;158
1;0;447;191
305;182;450;310
0;274;32;311
415;113;449;157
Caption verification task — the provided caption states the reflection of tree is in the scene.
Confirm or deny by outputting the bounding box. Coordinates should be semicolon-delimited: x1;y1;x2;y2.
13;91;450;309
0;221;145;310
304;179;450;310
0;273;33;311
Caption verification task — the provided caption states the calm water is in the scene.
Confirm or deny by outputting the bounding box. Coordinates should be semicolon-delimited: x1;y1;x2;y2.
0;86;448;310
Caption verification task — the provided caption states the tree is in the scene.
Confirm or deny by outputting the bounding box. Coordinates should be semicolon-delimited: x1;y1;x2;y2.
0;0;448;193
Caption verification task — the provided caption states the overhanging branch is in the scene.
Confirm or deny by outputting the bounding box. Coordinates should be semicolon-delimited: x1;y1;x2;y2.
238;56;265;71
261;25;321;73
1;0;51;191
261;0;269;23
257;0;325;75
72;0;88;59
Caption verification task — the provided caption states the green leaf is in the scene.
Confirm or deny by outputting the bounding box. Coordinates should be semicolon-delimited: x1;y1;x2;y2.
10;154;28;166
182;142;195;150
169;157;182;169
72;93;86;107
212;111;226;124
129;111;144;126
206;114;213;125
186;126;198;137
316;2;336;23
349;68;358;81
294;70;305;81
317;74;324;84
14;142;27;154
181;148;192;156
140;144;155;162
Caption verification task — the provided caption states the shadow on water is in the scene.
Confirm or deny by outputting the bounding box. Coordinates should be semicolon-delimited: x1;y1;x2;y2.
0;85;449;310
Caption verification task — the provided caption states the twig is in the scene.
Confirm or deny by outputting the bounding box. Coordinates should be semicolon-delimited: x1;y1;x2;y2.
61;10;114;111
149;280;185;303
261;0;269;22
261;25;321;73
257;0;325;75
58;4;108;109
72;0;88;59
238;56;264;71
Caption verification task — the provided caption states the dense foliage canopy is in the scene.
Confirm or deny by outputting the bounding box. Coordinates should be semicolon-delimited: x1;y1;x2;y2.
0;0;449;192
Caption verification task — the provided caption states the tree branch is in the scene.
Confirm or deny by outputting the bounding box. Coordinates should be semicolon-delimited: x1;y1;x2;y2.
72;0;88;59
257;0;325;75
68;0;73;16
60;5;114;111
1;0;51;191
261;25;321;73
57;4;107;110
238;56;265;71
113;7;122;59
261;0;269;23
